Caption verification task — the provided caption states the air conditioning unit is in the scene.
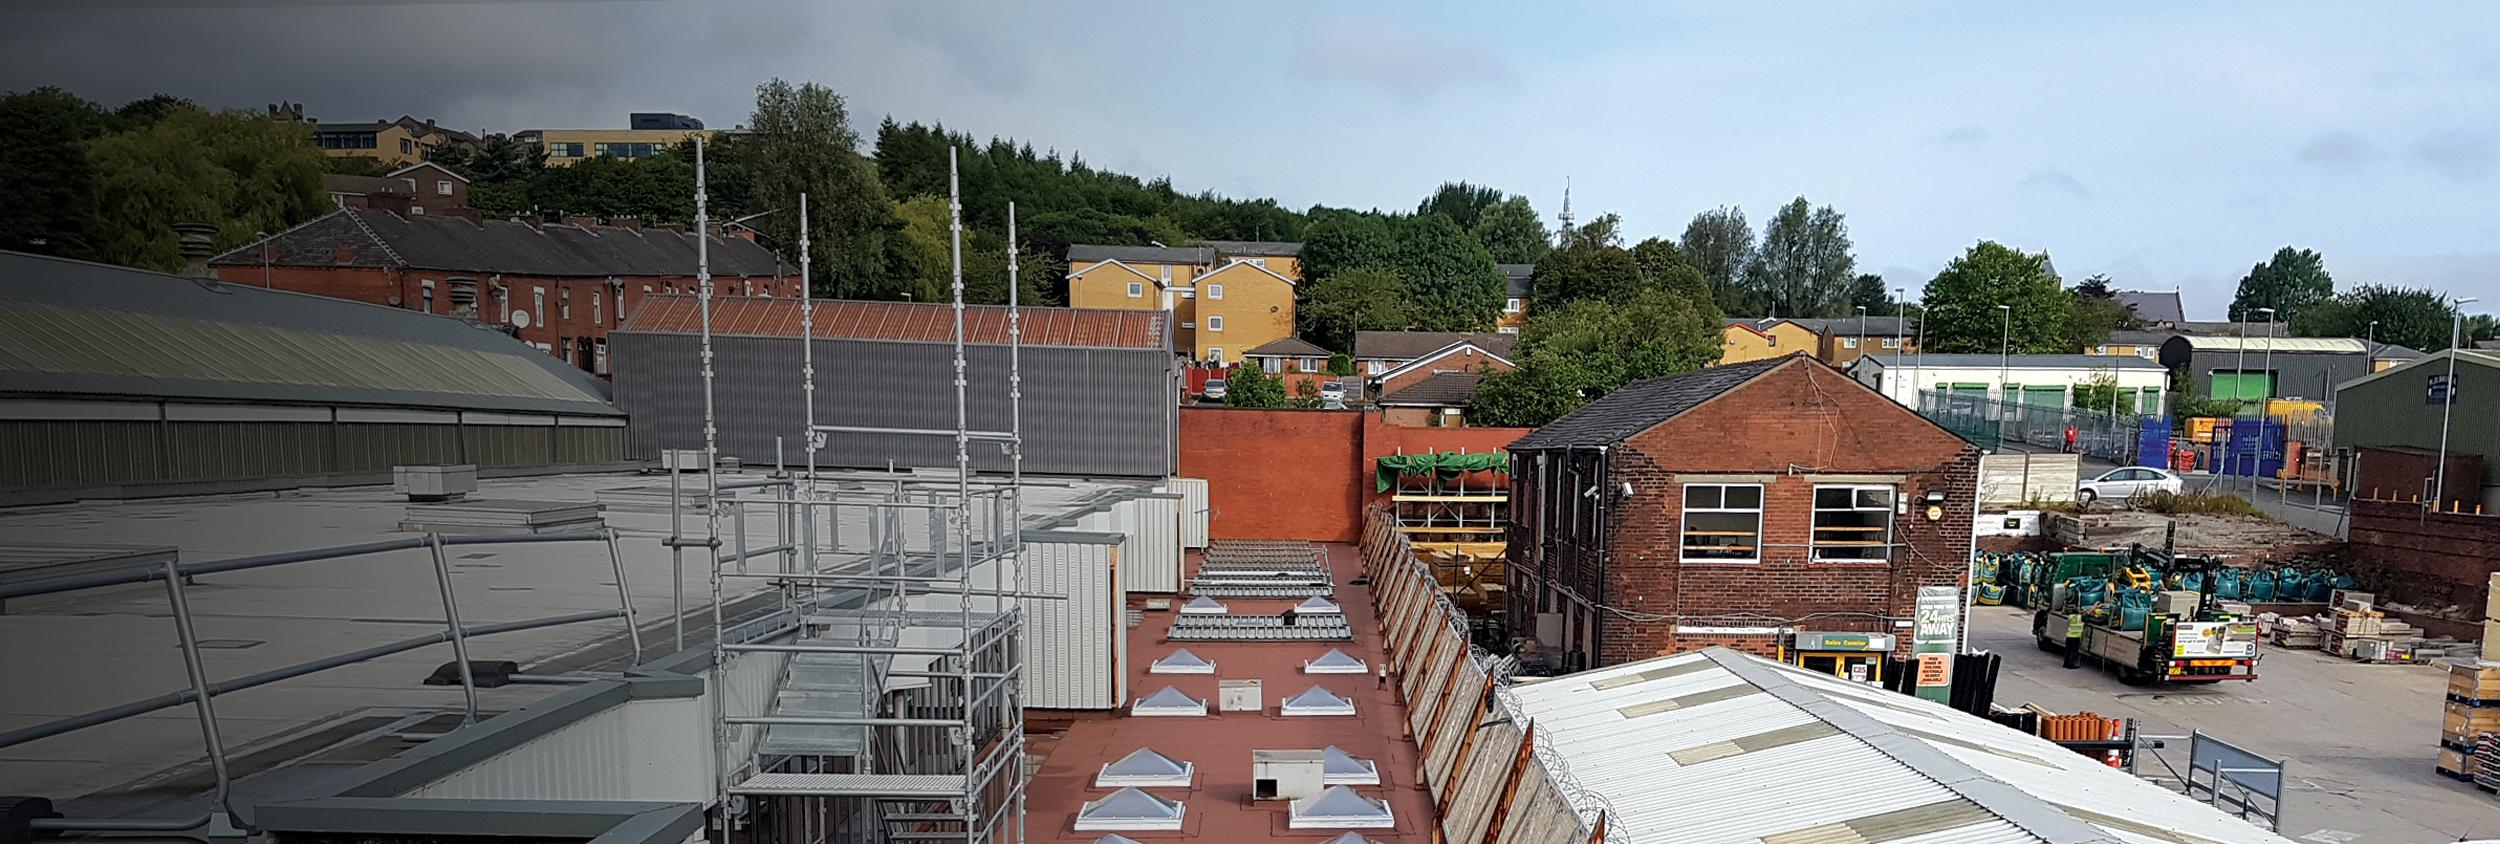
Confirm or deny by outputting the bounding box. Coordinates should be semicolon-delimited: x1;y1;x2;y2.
393;464;478;502
1251;749;1325;801
659;449;707;472
1219;679;1263;712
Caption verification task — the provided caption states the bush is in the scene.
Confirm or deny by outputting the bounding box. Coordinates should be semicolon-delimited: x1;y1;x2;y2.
1326;352;1353;376
2131;490;2264;517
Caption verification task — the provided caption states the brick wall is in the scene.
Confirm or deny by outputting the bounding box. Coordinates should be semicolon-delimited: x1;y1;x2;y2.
1517;361;1980;667
2347;497;2500;615
1176;407;1530;542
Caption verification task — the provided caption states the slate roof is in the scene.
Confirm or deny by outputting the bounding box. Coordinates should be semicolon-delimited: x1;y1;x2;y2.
0;250;618;416
1245;337;1332;358
2099;330;2177;347
1861;354;2166;370
1376;372;1483;407
1498;263;1536;298
322;173;406;196
1199;240;1302;257
1781;316;1919;337
210;208;786;277
2111;290;2186;324
619;297;1169;350
1066;244;1216;265
1353;330;1517;361
2366;342;2424;360
1507;356;1795;450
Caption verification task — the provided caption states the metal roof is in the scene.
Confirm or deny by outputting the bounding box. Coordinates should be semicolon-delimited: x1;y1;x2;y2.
2170;335;2368;354
0;250;619;416
1200;240;1303;257
2335;348;2500;393
618;296;1169;350
1859;354;2167;371
1066;244;1216;265
1377;372;1483;407
1353;330;1518;360
1500;648;2297;844
211;207;786;278
1507;355;1794;450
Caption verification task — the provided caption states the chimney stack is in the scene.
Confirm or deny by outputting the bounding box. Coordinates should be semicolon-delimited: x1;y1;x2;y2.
173;222;219;279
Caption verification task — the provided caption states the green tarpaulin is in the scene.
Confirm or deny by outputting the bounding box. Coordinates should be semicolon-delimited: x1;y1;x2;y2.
1375;451;1510;492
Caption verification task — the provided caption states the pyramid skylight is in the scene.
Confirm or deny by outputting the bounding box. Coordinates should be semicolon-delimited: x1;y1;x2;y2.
1287;785;1395;829
1095;747;1195;787
1319;834;1382;844
1150;649;1215;674
1091;836;1146;844
1181;596;1229;614
1074;787;1186;831
1294;596;1342;614
1131;685;1208;717
1322;745;1381;785
1280;685;1356;716
1302;648;1367;674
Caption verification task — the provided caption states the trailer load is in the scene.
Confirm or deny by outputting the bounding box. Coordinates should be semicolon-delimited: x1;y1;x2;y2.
2032;546;2260;685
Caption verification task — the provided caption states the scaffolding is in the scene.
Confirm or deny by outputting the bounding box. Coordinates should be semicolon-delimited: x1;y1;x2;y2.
1380;451;1509;612
690;143;1029;844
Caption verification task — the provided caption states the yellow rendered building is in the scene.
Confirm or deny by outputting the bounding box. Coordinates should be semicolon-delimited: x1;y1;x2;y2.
1065;241;1301;361
1719;319;1820;365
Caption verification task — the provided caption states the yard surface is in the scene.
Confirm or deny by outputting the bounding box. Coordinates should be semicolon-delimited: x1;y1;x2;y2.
1971;605;2498;844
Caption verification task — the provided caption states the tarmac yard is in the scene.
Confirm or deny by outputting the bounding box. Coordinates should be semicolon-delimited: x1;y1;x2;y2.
1971;606;2498;844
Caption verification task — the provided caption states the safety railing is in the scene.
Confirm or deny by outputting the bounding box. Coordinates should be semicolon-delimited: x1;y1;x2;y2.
0;529;644;839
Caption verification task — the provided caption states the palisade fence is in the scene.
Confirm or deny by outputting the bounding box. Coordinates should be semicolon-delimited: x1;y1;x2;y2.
1916;389;2157;462
1916;390;2344;484
1360;511;1609;844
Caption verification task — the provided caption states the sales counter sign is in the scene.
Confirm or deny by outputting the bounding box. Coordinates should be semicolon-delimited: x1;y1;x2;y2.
1912;586;1961;702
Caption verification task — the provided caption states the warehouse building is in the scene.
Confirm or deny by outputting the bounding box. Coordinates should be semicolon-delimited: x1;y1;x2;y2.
0;250;626;505
1852;353;2171;416
1506;354;1980;673
611;296;1178;477
2159;335;2371;402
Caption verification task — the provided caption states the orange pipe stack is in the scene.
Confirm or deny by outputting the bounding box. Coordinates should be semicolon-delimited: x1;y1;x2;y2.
2039;712;2124;743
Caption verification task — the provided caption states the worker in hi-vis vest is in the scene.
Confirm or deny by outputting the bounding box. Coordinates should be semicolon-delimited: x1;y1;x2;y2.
2063;612;2085;669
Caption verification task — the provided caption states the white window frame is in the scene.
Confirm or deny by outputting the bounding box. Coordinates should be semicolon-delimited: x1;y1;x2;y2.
1498;326;1520;335
1680;483;1763;563
1207;315;1224;332
1841;336;1858;349
560;290;571;321
1881;337;1899;349
1128;281;1144;298
1249;257;1268;268
1207;348;1223;363
408;206;425;216
1368;360;1386;375
1812;485;1895;562
437;180;454;196
1505;298;1522;313
1208;283;1225;300
420;278;434;312
532;287;545;329
1159;265;1172;281
592;292;602;326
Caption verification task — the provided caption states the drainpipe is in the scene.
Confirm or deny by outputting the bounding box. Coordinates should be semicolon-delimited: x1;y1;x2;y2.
1592;444;1609;667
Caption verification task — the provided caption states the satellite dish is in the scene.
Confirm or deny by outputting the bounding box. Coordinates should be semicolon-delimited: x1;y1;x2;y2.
511;310;532;329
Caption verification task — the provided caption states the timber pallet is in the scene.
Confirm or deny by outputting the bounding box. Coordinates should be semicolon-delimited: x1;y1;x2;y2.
2446;694;2500;708
2442;736;2477;753
2436;765;2476;782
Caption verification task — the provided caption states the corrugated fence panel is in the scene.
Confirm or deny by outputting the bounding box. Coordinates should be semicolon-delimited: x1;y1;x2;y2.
1444;721;1523;844
613;332;1174;477
1023;537;1120;709
1121;494;1182;593
0;419;162;488
334;423;462;473
1424;659;1486;792
407;702;635;800
1171;477;1209;548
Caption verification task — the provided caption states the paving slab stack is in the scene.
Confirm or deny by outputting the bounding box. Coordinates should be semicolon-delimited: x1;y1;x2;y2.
2435;572;2500;785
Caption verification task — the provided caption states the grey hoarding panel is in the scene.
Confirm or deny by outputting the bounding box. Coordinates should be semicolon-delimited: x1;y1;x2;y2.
1123;494;1182;594
1170;478;1209;548
1021;535;1124;709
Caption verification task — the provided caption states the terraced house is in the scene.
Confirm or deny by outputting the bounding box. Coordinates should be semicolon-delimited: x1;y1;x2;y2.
1065;240;1300;363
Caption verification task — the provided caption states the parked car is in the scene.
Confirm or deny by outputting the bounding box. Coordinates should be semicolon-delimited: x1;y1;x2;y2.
2076;466;2183;504
1319;381;1346;402
1202;379;1227;403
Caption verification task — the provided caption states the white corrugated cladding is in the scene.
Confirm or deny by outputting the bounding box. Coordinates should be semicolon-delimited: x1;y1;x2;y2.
405;697;711;802
1499;649;2297;844
1122;492;1183;593
1168;478;1209;548
1021;530;1126;709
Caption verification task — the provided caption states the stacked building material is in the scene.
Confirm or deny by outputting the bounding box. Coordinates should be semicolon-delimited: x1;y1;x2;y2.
2440;661;2500;780
2267;616;2323;650
1188;539;1331;598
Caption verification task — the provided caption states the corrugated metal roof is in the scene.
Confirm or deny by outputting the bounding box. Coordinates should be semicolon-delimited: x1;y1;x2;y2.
1861;354;2167;371
1500;648;2296;844
1507;356;1794;450
2171;336;2367;354
617;296;1168;350
0;250;618;416
210;208;786;278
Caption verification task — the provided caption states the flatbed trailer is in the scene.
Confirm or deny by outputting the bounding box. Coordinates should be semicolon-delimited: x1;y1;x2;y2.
2034;609;2260;684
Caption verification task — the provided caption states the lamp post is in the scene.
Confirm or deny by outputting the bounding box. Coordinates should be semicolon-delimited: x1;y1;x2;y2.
2257;306;2277;408
2434;297;2482;509
1856;304;1868;367
1894;288;1908;402
1997;304;2013;401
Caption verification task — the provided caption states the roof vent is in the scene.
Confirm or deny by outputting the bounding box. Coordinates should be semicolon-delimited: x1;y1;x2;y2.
1130;686;1207;717
173;222;219;279
1073;787;1185;831
1095;747;1194;787
1149;649;1214;674
445;277;481;321
1286;786;1395;829
1302;649;1366;675
1280;685;1356;717
1321;746;1380;785
1180;596;1228;615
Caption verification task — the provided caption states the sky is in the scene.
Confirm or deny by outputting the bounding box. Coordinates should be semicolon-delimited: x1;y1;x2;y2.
6;1;2498;318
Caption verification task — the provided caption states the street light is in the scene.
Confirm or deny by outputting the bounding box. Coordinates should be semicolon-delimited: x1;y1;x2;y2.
2434;296;2482;509
1997;304;2013;402
1894;287;1908;401
2257;306;2277;408
1856;305;1868;367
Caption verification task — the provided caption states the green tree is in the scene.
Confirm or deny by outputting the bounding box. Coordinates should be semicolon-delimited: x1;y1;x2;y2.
111;94;196;129
2071;375;2136;415
529;152;694;224
1681;205;1755;314
1918;241;2075;355
747;79;896;298
1326;352;1354;376
1469;196;1549;263
2227;246;2334;324
1741;197;1855;318
319;156;389;177
434;133;547;216
1470;289;1723;426
1289;377;1322;409
1297;211;1398;283
1299;266;1411;352
2293;285;2463;352
1528;243;1641;307
1416;181;1505;231
1389;214;1507;330
1847;273;1891;312
0;87;112;258
1223;362;1289;408
1629;237;1687;283
2075;273;2115;299
85;105;326;272
1558;212;1622;250
2067;293;2127;352
1472;355;1610;428
1652;263;1717;311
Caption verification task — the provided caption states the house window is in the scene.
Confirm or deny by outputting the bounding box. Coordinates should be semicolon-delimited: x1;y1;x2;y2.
1680;484;1763;562
533;287;545;329
437;180;454;196
408;205;424;216
2138;348;2156;360
1881;338;1899;349
420;279;434;312
1208;283;1225;300
1159;266;1172;282
400;138;414;154
1249;257;1268;268
1207;315;1224;332
1208;348;1223;363
1841;337;1858;349
1505;298;1522;313
592;292;602;325
1812;486;1894;562
1499;326;1520;335
1368;360;1387;375
1128;282;1144;298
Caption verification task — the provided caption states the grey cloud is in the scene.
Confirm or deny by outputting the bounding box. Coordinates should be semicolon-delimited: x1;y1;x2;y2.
1935;126;1988;147
2413;131;2494;181
2297;130;2370;170
2016;167;2090;199
881;3;1032;97
1290;19;1511;101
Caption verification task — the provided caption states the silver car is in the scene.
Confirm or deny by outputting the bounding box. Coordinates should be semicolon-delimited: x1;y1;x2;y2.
2076;466;2183;504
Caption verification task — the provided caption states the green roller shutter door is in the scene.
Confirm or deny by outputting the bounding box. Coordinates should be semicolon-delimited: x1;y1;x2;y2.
2022;385;2067;407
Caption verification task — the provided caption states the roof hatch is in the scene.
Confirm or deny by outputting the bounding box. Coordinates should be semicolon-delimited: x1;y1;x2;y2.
1180;595;1229;614
1322;745;1380;785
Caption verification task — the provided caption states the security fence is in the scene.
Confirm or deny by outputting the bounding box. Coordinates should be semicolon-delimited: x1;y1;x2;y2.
1916;390;2166;466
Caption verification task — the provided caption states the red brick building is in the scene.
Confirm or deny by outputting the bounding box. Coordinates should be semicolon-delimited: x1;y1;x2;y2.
210;208;790;375
1505;354;1979;672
